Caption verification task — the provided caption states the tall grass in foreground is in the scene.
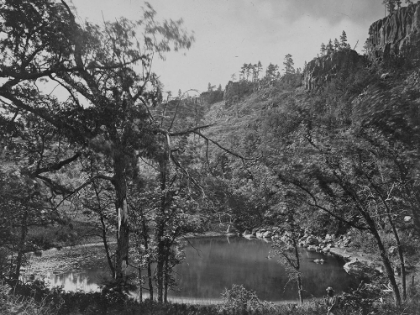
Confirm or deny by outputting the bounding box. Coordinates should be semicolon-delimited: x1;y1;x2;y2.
1;280;420;315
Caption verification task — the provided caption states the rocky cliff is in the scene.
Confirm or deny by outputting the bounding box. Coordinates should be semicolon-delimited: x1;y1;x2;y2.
303;49;364;91
366;3;420;61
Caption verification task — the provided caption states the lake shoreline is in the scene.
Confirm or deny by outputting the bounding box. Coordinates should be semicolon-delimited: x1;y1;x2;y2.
24;231;368;280
23;234;355;304
23;231;226;277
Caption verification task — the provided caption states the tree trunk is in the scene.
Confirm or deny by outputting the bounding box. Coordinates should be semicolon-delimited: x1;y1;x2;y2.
141;220;154;300
163;256;169;303
371;228;401;306
354;196;402;306
147;260;153;300
100;213;115;277
293;237;303;305
297;274;303;305
14;209;28;280
386;210;407;300
138;266;142;302
156;158;168;303
375;185;407;301
156;237;165;302
113;155;129;281
163;244;171;303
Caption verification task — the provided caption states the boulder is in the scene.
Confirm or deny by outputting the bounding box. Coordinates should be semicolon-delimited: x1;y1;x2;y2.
325;234;333;241
343;260;382;280
243;230;255;239
263;231;273;238
404;216;412;222
307;245;318;252
306;235;319;246
388;246;398;255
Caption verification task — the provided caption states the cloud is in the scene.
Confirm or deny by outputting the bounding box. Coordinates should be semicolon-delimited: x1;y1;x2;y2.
69;0;388;93
266;0;384;25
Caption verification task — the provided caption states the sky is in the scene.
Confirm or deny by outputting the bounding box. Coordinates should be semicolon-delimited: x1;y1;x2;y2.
68;0;388;95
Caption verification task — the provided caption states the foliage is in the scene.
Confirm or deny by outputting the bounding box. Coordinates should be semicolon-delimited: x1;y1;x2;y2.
219;284;276;313
0;0;196;284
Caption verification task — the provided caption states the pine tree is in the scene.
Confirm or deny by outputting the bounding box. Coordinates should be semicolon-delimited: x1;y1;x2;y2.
266;63;279;81
334;38;340;51
383;0;396;15
340;31;348;50
326;39;334;55
320;43;326;56
283;54;295;75
257;61;263;76
240;63;247;81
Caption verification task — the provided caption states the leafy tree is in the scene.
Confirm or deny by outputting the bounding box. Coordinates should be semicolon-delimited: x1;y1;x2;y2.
0;0;194;283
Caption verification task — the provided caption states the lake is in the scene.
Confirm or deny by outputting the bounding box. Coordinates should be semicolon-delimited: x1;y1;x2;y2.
43;236;357;303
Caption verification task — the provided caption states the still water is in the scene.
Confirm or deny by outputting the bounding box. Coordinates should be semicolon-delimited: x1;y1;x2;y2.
44;236;356;302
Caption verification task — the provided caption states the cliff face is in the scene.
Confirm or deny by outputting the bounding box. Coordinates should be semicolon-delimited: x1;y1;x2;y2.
367;3;420;60
304;50;363;91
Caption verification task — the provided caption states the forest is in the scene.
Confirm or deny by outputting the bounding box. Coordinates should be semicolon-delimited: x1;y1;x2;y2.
1;0;420;314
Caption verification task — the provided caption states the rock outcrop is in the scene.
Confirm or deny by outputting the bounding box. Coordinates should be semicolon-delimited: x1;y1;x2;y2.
366;3;420;61
303;50;364;91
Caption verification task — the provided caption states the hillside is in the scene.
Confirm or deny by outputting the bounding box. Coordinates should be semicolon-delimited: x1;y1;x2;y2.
197;2;420;310
1;1;420;314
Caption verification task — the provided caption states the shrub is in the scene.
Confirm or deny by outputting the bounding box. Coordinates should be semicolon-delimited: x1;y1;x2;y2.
218;284;276;313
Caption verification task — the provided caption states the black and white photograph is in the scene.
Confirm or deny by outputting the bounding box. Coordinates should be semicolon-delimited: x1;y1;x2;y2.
1;0;420;314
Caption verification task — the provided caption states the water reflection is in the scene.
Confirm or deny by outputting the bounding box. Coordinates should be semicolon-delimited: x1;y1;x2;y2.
42;236;357;302
47;272;100;292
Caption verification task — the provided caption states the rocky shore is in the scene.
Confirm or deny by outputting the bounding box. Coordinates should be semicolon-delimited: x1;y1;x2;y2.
238;227;384;279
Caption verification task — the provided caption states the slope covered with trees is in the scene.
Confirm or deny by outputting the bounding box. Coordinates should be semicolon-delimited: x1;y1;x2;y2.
1;1;420;314
200;5;420;307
